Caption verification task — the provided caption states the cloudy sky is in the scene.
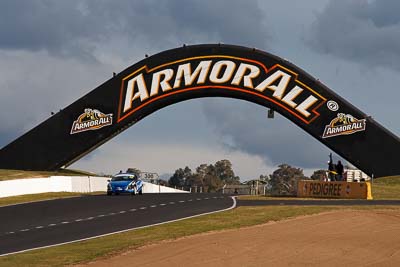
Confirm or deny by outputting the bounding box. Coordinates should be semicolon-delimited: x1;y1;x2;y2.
1;0;399;180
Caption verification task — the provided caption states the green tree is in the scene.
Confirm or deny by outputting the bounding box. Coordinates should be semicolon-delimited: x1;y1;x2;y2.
158;179;168;186
182;166;192;182
214;159;240;184
168;166;192;187
196;164;210;186
310;169;327;181
169;160;241;191
196;164;219;190
204;173;222;192
259;174;270;183
185;173;203;187
126;168;141;177
269;164;306;195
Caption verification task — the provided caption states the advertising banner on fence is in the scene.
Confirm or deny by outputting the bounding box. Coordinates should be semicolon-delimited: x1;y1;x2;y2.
297;180;372;199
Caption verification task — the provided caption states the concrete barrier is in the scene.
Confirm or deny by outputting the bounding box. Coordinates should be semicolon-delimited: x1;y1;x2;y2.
0;176;187;198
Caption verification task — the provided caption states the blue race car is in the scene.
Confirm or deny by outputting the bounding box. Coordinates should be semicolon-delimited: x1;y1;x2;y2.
107;173;144;195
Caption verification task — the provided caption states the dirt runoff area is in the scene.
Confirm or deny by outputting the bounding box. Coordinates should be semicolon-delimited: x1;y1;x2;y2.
83;210;400;267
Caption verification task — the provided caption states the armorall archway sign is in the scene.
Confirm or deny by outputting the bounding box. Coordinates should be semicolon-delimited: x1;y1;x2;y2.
0;44;399;178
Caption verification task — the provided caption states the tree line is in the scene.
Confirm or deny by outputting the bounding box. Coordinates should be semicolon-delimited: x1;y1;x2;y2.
168;159;240;192
168;161;328;194
126;160;329;194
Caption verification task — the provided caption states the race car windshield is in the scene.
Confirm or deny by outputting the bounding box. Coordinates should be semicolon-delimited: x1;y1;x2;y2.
111;175;135;181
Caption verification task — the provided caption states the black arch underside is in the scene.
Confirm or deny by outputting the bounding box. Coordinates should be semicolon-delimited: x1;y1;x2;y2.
0;44;399;177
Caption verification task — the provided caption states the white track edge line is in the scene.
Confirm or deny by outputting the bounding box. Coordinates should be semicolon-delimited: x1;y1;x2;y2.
0;196;236;257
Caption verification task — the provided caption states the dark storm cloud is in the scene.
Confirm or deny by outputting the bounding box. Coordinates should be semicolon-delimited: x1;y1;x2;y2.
308;0;400;70
202;99;330;168
0;0;268;148
165;1;267;47
0;0;266;57
0;1;101;57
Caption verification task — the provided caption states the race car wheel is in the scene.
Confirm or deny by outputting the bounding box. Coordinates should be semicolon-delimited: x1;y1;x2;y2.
115;192;120;195
139;190;143;195
131;191;136;196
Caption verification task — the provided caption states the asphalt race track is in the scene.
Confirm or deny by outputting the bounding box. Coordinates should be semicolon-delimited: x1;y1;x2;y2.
2;194;400;256
0;193;234;256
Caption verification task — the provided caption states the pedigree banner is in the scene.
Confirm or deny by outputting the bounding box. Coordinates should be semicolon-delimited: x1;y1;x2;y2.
297;180;371;199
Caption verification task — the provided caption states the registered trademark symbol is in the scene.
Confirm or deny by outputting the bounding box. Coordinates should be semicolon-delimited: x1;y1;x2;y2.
327;100;339;111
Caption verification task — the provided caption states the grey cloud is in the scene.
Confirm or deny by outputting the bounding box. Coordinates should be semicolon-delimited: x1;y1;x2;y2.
0;50;110;147
202;98;332;169
0;1;102;58
0;0;269;147
308;0;400;70
365;0;400;27
0;0;267;58
165;1;267;47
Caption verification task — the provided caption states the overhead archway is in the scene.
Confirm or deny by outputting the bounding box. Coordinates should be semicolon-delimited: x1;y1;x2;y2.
0;44;399;177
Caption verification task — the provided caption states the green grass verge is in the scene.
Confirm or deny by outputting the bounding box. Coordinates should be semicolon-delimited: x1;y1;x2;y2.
0;169;99;181
372;176;400;199
0;192;103;207
1;205;399;267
